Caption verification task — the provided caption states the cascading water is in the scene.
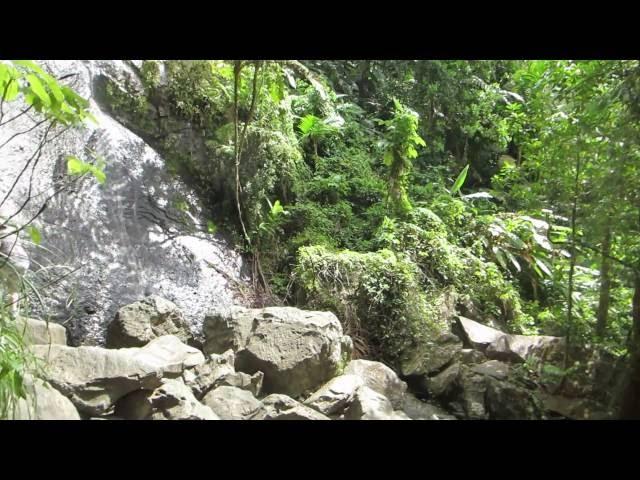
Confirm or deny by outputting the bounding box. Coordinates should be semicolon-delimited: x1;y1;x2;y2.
0;60;249;346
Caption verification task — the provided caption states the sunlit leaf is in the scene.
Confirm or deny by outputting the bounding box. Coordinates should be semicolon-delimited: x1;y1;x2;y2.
451;164;469;195
25;225;42;245
26;74;50;107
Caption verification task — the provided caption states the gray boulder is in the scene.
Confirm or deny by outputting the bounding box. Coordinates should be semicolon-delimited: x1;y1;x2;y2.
427;362;461;398
487;333;564;365
15;317;67;346
212;371;264;397
400;332;463;379
470;360;510;380
115;379;218;420
250;394;330;420
343;386;410;420
148;379;218;420
182;349;236;398
11;376;80;420
537;393;613;420
107;296;193;348
457;349;486;365
402;393;456;420
32;335;204;415
221;307;351;398
456;316;564;364
485;377;543;420
304;374;364;416
202;306;256;355
455;316;505;350
344;360;407;409
201;386;262;420
457;369;488;419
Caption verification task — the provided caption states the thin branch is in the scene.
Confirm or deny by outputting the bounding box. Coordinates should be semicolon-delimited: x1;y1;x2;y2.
2;264;85;310
0;105;33;128
0;118;48;152
0;122;54;215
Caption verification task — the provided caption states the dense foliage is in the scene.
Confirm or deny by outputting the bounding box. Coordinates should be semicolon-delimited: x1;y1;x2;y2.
4;59;640;418
101;60;640;364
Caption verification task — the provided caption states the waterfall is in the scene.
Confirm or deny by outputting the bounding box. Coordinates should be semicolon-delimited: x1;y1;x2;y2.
0;60;249;346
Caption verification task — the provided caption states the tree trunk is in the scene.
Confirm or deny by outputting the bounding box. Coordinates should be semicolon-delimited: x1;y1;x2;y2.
619;274;640;419
565;152;582;368
596;223;612;338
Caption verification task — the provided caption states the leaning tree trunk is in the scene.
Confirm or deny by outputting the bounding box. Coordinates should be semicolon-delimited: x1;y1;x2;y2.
596;223;612;338
565;151;582;368
619;273;640;419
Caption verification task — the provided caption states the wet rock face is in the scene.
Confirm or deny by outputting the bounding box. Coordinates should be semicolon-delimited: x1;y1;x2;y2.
0;61;248;346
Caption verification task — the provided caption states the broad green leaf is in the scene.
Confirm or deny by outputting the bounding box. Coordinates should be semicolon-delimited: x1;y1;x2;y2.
270;199;285;217
534;257;552;276
505;251;521;272
26;74;50;107
12;60;46;75
1;78;19;101
495;249;508;270
45;76;65;103
298;114;317;136
67;156;106;184
451;164;469;194
67;156;88;176
207;220;217;234
412;134;426;147
91;165;106;184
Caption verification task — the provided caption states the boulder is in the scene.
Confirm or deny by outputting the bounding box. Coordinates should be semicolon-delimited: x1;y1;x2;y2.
485;377;544;420
486;334;564;364
212;371;264;397
228;307;351;398
402;393;456;420
11;376;80;420
470;360;510;380
32;335;204;416
129;335;205;375
400;332;463;379
456;367;488;419
456;316;564;364
427;362;461;399
537;393;613;420
304;374;364;416
182;349;235;398
114;389;154;420
250;394;330;420
202;306;256;355
201;386;262;420
455;316;504;350
457;349;486;365
106;296;193;348
148;379;218;420
343;386;410;420
344;360;407;409
115;379;218;420
15;317;67;346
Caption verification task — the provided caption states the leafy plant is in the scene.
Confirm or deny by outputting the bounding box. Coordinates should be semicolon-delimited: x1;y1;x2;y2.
451;164;469;195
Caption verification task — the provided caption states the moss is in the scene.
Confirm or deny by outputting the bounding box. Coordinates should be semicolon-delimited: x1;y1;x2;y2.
140;60;161;89
295;246;446;366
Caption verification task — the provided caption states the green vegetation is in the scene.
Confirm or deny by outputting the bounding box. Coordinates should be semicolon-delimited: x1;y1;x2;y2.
3;59;640;418
100;60;640;370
